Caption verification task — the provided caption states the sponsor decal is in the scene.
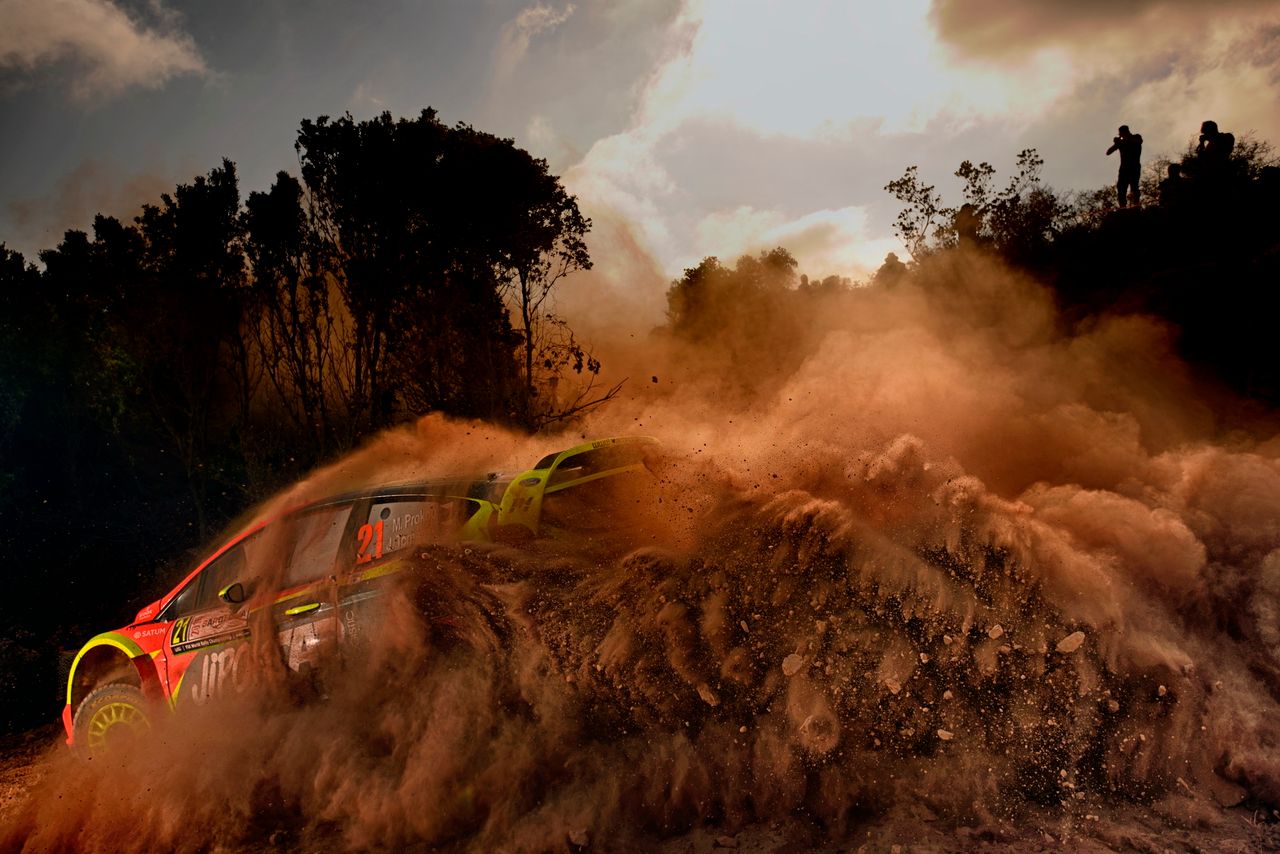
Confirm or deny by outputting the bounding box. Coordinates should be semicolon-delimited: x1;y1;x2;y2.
384;508;424;551
355;521;385;564
358;503;434;562
280;620;327;671
170;611;249;655
186;645;254;706
175;607;336;706
171;616;190;647
132;625;168;639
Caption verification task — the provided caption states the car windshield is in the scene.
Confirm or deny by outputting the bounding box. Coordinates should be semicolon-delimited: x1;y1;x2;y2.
547;444;649;489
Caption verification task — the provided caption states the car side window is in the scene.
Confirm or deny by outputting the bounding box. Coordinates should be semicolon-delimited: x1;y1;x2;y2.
165;575;200;618
166;533;257;618
196;542;247;610
283;504;354;586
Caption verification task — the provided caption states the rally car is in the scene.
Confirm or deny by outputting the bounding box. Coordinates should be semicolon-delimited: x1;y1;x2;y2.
63;436;657;752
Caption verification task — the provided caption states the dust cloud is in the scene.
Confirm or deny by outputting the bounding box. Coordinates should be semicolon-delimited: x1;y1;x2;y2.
6;247;1280;851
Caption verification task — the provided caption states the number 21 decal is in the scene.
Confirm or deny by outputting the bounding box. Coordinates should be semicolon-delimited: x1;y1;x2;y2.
356;520;384;564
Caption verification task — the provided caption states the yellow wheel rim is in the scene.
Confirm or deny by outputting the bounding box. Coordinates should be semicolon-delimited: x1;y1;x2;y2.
86;701;149;751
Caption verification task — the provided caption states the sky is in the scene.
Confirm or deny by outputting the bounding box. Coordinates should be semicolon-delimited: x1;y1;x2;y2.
2;0;1279;322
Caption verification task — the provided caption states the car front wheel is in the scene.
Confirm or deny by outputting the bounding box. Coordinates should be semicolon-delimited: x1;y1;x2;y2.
72;683;151;753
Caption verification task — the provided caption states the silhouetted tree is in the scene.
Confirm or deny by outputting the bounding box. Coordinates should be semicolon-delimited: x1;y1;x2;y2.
667;247;799;339
243;171;338;473
457;122;598;421
0;246;44;524
297;111;435;433
963;150;1063;261
35;164;251;539
887;149;1066;266
883;166;953;259
294;110;606;430
663;248;815;402
130;161;248;536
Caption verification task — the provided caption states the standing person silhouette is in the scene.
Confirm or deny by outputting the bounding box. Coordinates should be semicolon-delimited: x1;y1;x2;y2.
1106;125;1143;208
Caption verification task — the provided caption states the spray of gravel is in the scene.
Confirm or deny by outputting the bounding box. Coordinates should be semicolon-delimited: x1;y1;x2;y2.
6;248;1280;851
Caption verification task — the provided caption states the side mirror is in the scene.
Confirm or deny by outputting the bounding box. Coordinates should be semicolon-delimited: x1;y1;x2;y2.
218;582;247;605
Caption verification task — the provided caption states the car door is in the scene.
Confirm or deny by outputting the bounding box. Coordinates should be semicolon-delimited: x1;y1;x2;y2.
271;501;358;677
162;501;358;706
161;535;257;708
335;491;472;645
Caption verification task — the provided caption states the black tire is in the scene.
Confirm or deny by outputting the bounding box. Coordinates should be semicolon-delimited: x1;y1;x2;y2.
72;683;151;754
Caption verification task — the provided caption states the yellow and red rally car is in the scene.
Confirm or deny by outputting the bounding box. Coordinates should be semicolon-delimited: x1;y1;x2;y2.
63;436;656;751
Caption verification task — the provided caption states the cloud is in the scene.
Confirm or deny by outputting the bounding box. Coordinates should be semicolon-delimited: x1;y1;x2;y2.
628;0;1072;139
494;2;577;83
562;0;1060;309
565;129;679;258
0;0;206;99
929;0;1279;59
1119;33;1280;149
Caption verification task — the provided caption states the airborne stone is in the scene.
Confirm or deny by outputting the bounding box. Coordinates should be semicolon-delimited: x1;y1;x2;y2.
1056;631;1086;654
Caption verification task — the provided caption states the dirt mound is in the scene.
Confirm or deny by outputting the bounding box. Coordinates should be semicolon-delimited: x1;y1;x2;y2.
8;431;1280;851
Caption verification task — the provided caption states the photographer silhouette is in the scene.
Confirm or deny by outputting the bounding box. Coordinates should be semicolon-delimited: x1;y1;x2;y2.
1106;125;1143;208
1196;120;1234;172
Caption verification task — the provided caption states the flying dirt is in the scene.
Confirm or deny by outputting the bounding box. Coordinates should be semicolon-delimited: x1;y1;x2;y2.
4;249;1280;852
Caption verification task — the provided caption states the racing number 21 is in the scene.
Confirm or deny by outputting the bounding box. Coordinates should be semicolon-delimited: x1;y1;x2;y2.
356;520;384;564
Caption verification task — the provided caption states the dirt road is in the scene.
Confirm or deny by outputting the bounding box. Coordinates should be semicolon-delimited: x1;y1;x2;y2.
3;722;1277;853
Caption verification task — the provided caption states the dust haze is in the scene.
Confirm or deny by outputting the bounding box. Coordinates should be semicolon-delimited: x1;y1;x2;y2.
6;246;1280;851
